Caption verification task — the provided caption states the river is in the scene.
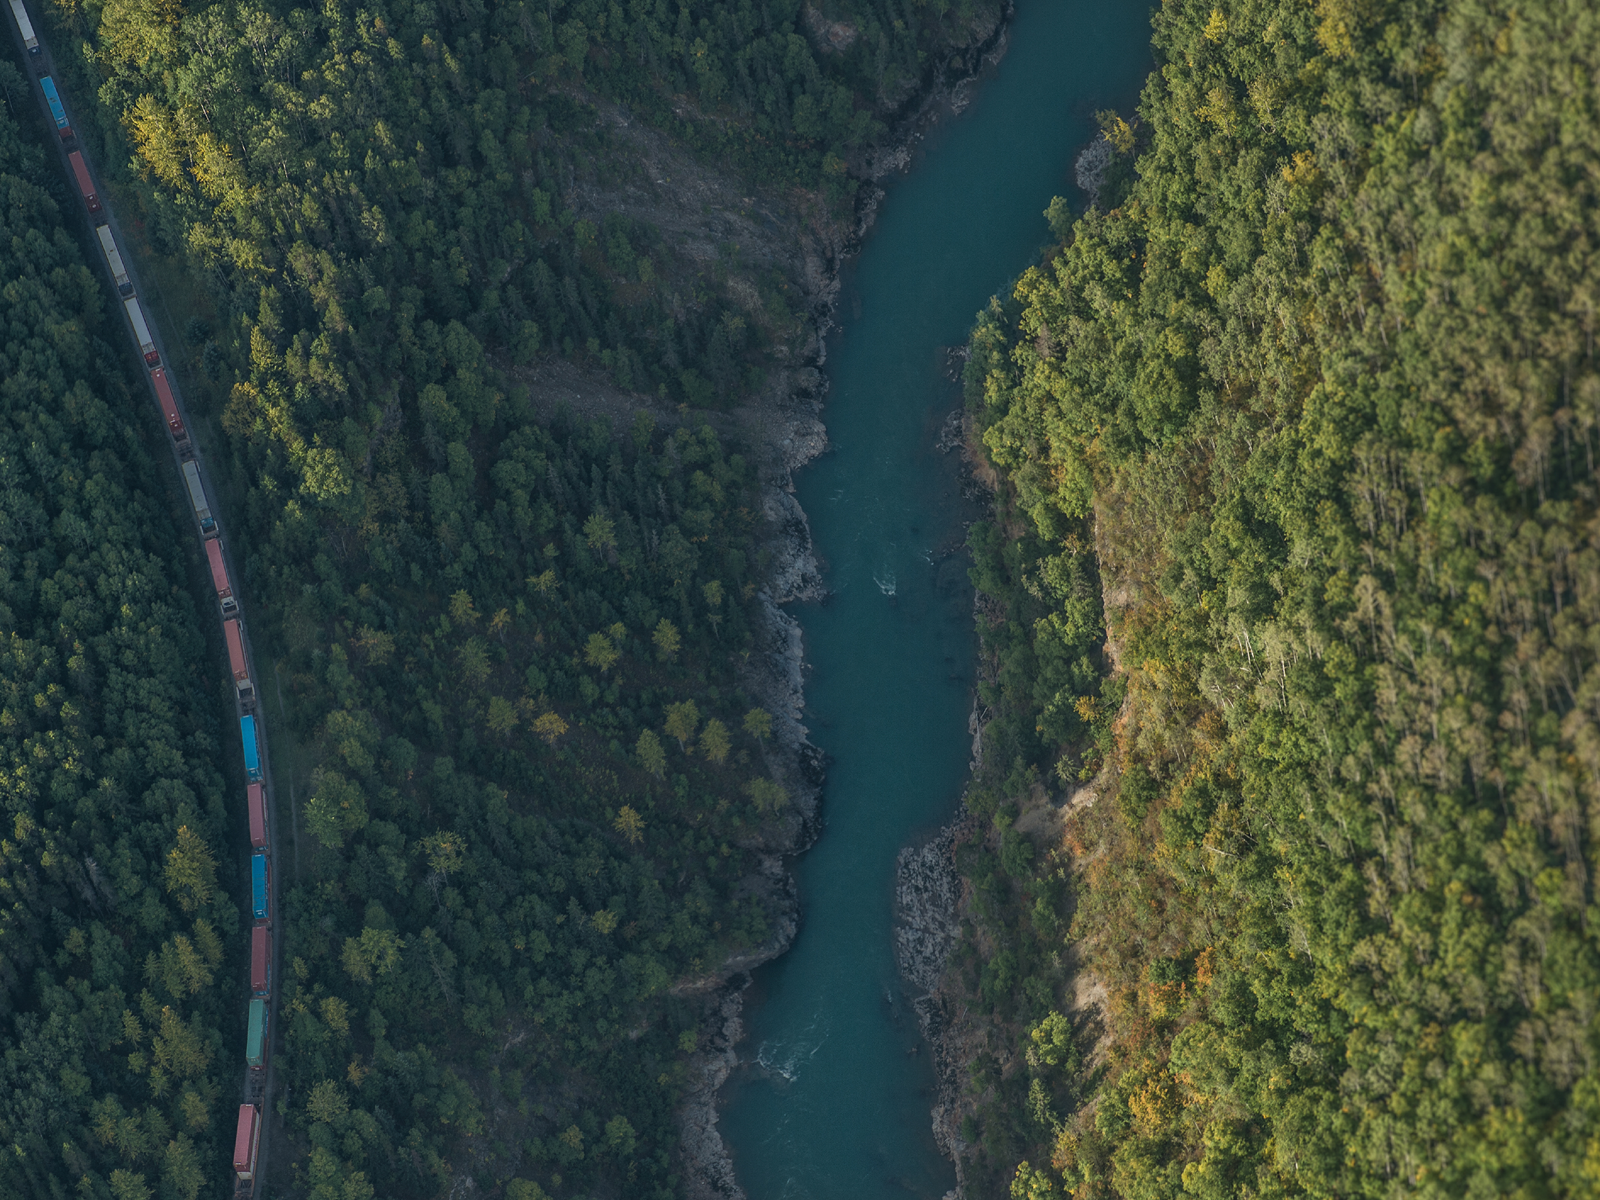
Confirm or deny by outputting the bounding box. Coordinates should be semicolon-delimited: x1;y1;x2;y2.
719;3;1153;1197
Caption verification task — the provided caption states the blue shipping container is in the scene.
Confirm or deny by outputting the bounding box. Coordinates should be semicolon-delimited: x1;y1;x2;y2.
251;853;268;921
240;714;261;781
40;77;68;134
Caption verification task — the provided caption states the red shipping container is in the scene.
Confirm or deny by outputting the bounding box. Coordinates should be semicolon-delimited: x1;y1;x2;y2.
68;150;99;213
223;619;248;682
150;369;187;446
247;782;266;848
251;925;270;994
233;1104;259;1180
205;539;235;613
224;620;256;705
68;152;100;214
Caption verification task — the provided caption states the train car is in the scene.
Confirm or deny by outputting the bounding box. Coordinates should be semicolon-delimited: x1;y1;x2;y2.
151;369;190;451
181;460;216;535
250;925;271;996
223;619;256;706
40;76;70;140
233;1104;261;1182
9;0;38;55
247;782;267;849
241;714;261;782
205;539;237;613
123;297;160;365
250;852;270;924
67;151;100;213
245;997;266;1068
97;226;133;296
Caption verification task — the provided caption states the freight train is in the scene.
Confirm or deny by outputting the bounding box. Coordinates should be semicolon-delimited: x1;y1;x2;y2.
7;4;284;1189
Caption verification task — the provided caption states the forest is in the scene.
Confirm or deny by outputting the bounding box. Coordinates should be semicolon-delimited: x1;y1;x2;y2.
42;0;1002;417
0;82;238;1200
952;0;1600;1196
6;0;1004;1196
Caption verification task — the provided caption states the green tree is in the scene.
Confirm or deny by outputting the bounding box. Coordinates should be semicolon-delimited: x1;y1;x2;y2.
583;511;617;554
699;719;731;764
703;580;724;637
306;1081;349;1125
163;827;217;913
612;806;645;845
486;696;518;735
341;927;405;985
584;632;620;673
304;772;369;851
742;707;773;742
420;832;466;878
533;711;569;744
664;701;700;751
457;637;491;685
160;1132;204;1200
449;590;478;626
653;618;682;662
636;729;667;778
603;1114;637;1158
745;778;787;815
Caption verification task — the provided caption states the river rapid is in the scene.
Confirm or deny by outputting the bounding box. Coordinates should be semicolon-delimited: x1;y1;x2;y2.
719;4;1154;1197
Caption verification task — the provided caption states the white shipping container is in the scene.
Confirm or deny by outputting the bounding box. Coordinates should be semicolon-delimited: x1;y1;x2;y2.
9;0;38;52
97;226;132;293
123;297;159;363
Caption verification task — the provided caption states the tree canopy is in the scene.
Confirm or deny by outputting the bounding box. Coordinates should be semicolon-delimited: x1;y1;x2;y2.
952;0;1600;1196
0;86;235;1200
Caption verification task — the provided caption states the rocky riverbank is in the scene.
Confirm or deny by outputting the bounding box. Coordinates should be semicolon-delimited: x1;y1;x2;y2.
895;826;965;1145
896;812;990;1196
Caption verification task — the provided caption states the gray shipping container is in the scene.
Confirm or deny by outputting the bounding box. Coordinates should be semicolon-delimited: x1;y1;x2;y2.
97;227;133;295
123;297;159;364
181;460;216;535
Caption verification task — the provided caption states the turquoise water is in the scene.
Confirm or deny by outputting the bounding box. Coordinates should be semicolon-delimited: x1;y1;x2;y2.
719;4;1153;1198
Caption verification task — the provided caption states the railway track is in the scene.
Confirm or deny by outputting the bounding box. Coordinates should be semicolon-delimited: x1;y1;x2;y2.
5;4;287;1193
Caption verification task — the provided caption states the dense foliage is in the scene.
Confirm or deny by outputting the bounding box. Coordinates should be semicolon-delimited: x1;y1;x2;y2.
25;0;1007;1195
262;410;794;1200
47;0;999;420
0;84;237;1200
958;0;1600;1195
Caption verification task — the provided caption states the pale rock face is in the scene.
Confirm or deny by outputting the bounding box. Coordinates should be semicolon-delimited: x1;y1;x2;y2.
1076;136;1114;204
803;5;860;54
